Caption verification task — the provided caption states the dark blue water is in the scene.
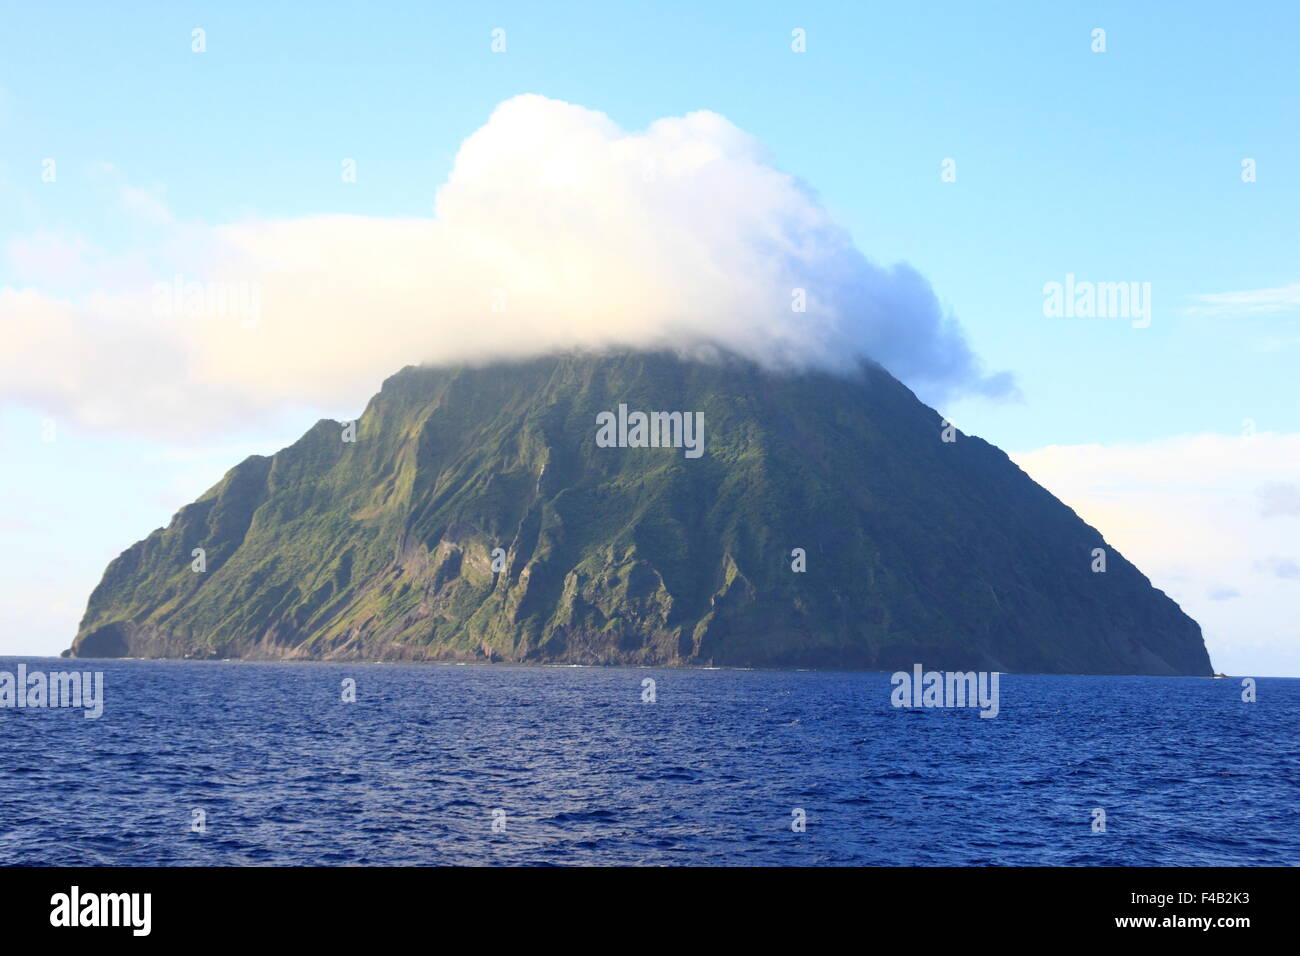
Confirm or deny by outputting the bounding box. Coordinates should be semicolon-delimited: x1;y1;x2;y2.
1;658;1295;865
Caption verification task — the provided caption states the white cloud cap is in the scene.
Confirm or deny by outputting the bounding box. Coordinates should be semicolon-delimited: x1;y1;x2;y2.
2;94;1011;436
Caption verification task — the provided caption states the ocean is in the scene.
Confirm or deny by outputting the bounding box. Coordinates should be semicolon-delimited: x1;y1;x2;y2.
1;658;1294;866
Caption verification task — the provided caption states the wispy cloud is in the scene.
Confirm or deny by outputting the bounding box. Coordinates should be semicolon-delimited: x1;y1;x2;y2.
1013;431;1300;675
1255;556;1300;580
1258;482;1300;517
1183;283;1300;318
119;185;173;226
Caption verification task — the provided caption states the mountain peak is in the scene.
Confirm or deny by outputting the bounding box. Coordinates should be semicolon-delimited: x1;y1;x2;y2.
70;349;1211;675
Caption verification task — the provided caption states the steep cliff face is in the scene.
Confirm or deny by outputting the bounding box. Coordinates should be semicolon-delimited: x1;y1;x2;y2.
69;350;1212;675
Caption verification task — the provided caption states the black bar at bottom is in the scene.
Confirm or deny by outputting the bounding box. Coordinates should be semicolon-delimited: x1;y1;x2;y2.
0;865;1282;941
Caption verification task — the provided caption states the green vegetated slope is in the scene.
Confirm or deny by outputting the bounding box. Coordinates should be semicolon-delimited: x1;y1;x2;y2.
70;350;1212;674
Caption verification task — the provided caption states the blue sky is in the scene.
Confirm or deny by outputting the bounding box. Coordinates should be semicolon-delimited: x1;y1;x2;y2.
2;1;1297;672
